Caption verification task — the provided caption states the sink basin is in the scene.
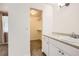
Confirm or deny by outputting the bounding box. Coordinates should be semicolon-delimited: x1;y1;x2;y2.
64;38;79;43
52;34;79;46
61;37;79;46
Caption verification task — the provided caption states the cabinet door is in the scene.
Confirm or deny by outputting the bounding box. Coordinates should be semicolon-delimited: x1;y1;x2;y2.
42;36;49;55
49;39;62;56
61;51;69;56
60;50;70;56
49;43;60;56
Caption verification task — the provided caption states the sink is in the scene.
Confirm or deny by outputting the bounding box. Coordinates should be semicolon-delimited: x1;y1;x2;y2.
52;34;79;46
64;38;79;43
61;37;79;46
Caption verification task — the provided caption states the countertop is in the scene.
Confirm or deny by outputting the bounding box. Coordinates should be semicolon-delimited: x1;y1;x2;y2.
43;34;79;49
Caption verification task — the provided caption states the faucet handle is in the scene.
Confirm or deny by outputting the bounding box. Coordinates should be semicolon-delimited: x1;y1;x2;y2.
71;32;79;39
71;32;76;38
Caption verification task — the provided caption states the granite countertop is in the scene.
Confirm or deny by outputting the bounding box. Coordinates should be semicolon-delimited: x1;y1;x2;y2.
43;34;79;49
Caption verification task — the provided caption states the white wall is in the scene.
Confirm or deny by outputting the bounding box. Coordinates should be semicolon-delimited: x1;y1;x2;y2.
53;3;79;34
29;3;44;10
8;4;30;56
0;4;4;11
0;4;8;12
42;4;54;36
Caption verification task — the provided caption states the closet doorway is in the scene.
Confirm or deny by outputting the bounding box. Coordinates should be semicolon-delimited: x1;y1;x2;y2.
30;8;43;56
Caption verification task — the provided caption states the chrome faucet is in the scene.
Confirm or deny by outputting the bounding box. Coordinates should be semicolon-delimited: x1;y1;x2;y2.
71;32;79;39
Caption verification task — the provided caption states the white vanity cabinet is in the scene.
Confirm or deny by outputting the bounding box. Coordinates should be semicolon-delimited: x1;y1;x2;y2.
42;35;79;56
49;37;79;56
42;35;64;56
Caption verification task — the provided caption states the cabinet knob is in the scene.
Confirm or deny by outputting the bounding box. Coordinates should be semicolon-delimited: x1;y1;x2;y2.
62;53;64;55
59;51;61;53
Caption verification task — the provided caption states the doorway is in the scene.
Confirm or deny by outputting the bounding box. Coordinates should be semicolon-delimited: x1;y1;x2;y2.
30;8;43;56
0;12;8;56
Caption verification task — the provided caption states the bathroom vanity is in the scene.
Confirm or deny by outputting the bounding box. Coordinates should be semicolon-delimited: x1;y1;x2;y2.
42;34;79;56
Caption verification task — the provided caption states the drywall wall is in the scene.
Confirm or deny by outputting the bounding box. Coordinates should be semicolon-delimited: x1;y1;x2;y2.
53;3;79;34
8;4;30;56
29;3;44;11
42;4;54;36
0;4;4;11
30;9;42;40
0;4;8;12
